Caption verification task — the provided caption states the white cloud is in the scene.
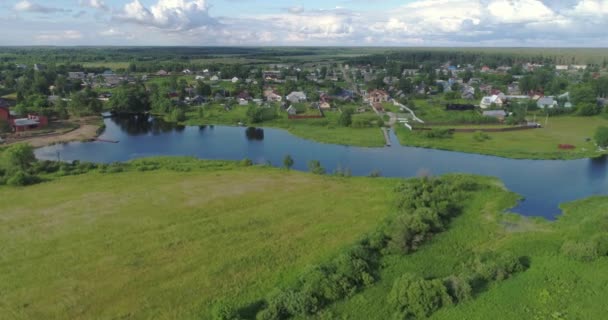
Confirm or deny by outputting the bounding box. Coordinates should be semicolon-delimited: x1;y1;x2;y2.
80;0;109;11
487;0;557;23
117;0;217;31
14;0;69;13
35;30;83;41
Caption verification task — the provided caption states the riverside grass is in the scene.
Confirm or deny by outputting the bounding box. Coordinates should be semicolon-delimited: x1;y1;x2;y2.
2;158;608;319
396;115;608;160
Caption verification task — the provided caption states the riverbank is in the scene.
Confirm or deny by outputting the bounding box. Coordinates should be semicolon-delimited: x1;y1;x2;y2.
395;116;608;160
182;107;387;148
2;117;103;148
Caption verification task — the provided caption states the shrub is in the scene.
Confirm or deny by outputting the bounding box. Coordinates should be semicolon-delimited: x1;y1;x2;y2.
6;171;41;186
594;126;608;148
388;274;453;319
560;236;608;262
240;158;253;167
473;131;491;142
443;275;473;303
308;160;325;175
422;128;453;139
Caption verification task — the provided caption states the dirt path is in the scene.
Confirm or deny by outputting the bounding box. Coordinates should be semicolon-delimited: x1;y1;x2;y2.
4;124;100;148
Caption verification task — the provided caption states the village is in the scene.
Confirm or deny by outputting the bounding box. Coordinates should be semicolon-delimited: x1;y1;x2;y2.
2;50;608;157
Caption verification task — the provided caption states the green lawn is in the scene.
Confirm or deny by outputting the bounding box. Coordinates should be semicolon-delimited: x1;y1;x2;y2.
397;116;608;159
0;163;397;319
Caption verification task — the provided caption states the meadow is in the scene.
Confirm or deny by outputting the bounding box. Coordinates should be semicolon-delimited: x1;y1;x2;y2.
0;159;397;319
396;116;608;160
1;158;607;319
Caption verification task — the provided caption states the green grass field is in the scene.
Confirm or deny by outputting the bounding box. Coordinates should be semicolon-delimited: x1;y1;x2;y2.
397;116;608;159
0;162;397;319
1;159;608;319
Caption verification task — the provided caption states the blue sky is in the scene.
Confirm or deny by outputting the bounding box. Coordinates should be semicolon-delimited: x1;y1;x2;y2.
1;0;607;46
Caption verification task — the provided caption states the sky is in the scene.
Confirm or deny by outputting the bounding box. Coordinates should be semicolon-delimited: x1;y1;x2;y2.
0;0;607;46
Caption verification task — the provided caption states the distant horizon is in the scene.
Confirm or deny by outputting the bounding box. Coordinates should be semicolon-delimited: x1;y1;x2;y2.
1;0;607;47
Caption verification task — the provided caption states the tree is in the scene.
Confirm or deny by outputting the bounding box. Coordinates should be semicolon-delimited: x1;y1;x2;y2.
388;273;453;319
196;80;212;96
283;155;294;170
1;143;36;171
108;84;150;113
338;108;354;127
577;103;601;116
594;126;608;148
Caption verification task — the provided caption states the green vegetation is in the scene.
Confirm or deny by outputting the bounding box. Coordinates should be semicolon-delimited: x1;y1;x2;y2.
397;116;608;160
1;157;608;319
0;158;397;319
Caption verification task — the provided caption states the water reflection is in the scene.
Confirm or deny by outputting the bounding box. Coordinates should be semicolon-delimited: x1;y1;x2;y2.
245;127;265;141
588;155;607;181
112;114;179;136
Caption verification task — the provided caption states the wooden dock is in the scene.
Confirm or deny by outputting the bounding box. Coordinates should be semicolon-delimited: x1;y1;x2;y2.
381;128;391;147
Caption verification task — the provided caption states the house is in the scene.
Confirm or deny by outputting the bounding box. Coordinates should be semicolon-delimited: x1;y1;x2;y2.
286;105;297;115
156;70;169;76
537;97;558;109
68;72;86;80
195;75;205;80
319;101;332;110
481;66;491;73
483;110;507;121
12;114;48;132
461;86;475;100
182;69;192;74
210;75;220;82
237;91;252;101
572;65;588;70
34;64;45;72
231;77;240;83
555;65;569;71
264;89;282;102
0;106;10;122
286;91;307;103
480;94;505;109
366;89;389;103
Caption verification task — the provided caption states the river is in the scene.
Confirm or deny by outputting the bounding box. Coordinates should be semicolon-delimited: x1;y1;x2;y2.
35;115;608;219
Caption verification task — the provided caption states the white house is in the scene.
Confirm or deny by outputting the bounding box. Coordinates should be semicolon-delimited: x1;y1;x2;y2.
480;94;505;109
182;69;192;74
231;77;240;83
537;97;558;109
195;75;205;80
286;91;307;103
210;75;219;82
555;65;569;71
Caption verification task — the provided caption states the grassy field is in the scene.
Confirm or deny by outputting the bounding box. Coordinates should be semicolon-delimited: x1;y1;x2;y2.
2;158;608;319
397;116;608;160
0;161;397;319
324;187;608;320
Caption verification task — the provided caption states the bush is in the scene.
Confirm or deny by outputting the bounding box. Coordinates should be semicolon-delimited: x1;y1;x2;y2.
594;126;608;148
422;128;453;139
308;160;325;175
560;236;608;262
388;274;453;319
6;171;41;186
240;158;253;167
443;275;473;303
473;131;491;142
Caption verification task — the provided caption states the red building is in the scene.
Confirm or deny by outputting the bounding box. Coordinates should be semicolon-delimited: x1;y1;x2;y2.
0;106;10;122
13;114;48;132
